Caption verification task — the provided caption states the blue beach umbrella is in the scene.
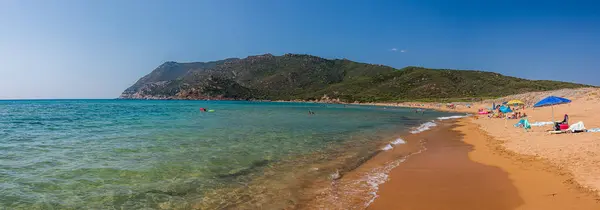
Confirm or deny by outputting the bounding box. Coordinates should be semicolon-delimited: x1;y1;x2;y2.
534;96;572;122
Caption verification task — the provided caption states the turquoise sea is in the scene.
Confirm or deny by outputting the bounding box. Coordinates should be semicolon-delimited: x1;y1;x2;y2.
0;100;458;209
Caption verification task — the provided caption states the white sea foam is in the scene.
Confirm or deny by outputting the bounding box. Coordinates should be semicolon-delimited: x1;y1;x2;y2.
364;169;391;206
410;121;437;134
363;139;428;207
381;144;393;151
382;139;406;151
391;138;406;145
437;115;467;120
364;115;459;205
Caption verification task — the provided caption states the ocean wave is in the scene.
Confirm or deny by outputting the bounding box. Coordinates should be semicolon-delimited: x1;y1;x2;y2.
391;138;406;145
363;139;428;207
381;144;393;151
364;169;391;206
410;121;437;134
381;138;407;151
437;115;467;120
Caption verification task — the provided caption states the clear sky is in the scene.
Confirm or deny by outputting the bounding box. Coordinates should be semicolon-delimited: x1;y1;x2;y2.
1;0;599;99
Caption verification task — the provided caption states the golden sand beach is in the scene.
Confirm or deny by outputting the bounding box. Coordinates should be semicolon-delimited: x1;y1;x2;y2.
364;88;600;209
369;119;600;210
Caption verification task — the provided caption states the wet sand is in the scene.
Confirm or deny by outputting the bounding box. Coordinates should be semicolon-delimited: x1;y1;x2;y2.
301;130;426;209
368;120;522;210
369;119;600;210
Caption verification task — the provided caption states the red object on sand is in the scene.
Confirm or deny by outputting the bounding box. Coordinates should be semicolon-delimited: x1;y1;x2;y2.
559;124;569;130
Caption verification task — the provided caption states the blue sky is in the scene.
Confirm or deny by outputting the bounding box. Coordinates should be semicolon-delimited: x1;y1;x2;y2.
1;0;599;99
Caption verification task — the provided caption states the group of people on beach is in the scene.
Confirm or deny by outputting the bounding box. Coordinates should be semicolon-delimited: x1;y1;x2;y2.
508;111;527;119
485;105;527;119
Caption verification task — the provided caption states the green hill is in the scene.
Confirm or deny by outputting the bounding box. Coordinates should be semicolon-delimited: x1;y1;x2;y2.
120;53;590;102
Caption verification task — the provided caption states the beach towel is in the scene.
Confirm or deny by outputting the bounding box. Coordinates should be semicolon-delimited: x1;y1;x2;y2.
567;121;586;133
531;121;553;127
523;119;531;130
587;128;600;133
514;118;531;130
514;119;525;127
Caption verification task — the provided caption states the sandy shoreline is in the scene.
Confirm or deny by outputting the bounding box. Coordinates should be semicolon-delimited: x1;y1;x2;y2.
362;88;600;196
301;127;428;209
368;118;600;209
190;88;599;209
369;119;522;210
283;88;600;209
303;88;600;209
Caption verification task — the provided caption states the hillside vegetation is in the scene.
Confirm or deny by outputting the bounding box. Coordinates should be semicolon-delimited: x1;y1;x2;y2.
120;54;590;102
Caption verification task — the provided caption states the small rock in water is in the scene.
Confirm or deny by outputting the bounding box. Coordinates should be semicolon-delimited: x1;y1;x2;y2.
330;170;341;180
159;202;171;209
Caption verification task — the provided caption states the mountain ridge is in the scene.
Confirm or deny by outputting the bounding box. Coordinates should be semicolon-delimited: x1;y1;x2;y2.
120;53;591;102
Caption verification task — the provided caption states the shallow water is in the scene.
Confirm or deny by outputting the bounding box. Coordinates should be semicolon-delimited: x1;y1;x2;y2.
0;100;456;209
